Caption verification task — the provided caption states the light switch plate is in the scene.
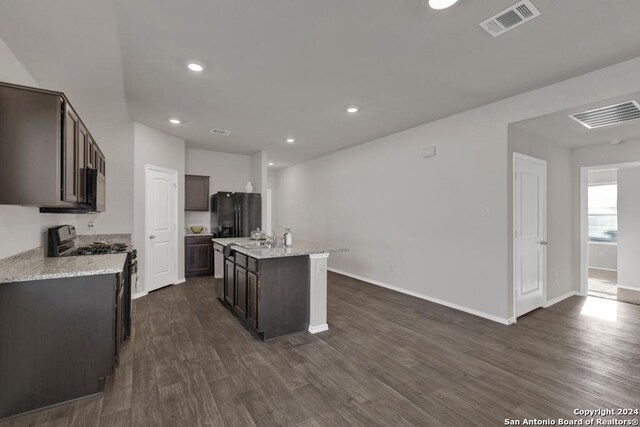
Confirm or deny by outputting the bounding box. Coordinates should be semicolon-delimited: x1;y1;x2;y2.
422;147;436;158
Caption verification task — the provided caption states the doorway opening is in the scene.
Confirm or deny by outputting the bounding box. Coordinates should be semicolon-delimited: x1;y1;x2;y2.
586;169;618;300
581;161;640;301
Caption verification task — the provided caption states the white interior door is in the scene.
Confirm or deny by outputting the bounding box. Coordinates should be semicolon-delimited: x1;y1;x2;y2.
145;165;178;292
514;154;547;318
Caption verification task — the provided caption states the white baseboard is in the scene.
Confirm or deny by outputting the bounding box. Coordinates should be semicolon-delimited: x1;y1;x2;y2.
174;278;186;285
617;284;640;292
543;291;579;308
327;268;511;325
308;324;329;334
132;291;148;300
588;267;617;272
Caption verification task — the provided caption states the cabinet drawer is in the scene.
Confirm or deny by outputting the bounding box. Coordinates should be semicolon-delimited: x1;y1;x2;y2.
248;257;259;273
235;253;247;268
186;236;212;245
213;243;225;253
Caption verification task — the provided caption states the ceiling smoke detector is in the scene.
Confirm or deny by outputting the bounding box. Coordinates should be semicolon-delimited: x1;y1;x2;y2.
480;0;541;37
210;128;232;136
569;101;640;129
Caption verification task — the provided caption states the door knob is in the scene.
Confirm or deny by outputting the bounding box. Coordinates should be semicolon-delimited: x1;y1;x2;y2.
539;240;548;246
149;235;156;239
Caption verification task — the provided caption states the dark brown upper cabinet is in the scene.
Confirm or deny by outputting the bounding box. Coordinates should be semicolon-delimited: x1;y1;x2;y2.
185;174;210;211
0;81;106;212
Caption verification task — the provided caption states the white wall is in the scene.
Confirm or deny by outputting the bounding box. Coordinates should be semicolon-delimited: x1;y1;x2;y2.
184;148;251;230
508;127;574;302
617;167;640;290
251;151;268;232
588;242;617;271
0;36;80;259
267;170;279;235
274;56;640;322
133;122;185;293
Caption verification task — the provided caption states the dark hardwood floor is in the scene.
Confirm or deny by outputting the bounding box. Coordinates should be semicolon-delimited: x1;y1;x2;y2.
3;272;640;426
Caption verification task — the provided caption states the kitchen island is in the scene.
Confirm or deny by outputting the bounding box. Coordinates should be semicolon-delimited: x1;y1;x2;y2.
212;238;347;340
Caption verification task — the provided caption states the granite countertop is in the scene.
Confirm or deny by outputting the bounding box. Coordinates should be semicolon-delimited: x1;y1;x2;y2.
186;232;214;237
0;233;131;284
212;237;349;260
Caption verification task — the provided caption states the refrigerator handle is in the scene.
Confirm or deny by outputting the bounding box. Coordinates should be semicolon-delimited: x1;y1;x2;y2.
234;205;239;238
238;205;242;237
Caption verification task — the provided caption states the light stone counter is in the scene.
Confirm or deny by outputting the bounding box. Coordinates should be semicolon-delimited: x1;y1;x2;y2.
212;237;348;259
0;233;131;284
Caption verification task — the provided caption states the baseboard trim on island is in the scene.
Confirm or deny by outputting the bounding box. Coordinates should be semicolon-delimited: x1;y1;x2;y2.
308;324;329;334
327;268;512;325
132;291;148;300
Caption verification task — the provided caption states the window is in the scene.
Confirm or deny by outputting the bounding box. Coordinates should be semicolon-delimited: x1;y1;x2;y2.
588;184;617;242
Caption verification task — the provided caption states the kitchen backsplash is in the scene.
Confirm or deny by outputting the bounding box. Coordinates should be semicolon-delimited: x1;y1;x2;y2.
185;210;209;230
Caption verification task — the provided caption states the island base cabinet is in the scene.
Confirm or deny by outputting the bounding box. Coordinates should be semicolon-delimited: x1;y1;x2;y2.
221;253;309;340
224;259;235;306
247;271;259;329
234;265;247;317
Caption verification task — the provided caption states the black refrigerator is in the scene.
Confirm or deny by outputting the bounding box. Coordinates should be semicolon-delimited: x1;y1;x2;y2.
211;192;262;237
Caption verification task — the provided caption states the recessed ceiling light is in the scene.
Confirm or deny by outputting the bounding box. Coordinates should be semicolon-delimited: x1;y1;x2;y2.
428;0;458;10
347;106;359;113
169;118;181;124
187;62;205;72
268;162;275;166
286;138;296;144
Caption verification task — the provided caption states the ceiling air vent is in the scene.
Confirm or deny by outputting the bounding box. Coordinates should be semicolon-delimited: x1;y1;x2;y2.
480;0;541;37
210;128;232;136
569;101;640;129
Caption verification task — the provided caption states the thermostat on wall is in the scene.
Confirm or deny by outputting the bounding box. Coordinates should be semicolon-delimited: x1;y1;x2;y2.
422;146;436;158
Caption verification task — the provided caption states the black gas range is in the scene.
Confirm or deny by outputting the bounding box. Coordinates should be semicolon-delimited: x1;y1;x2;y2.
47;225;133;257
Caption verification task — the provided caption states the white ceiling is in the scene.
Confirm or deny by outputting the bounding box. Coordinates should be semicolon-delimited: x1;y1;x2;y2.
2;1;640;167
0;0;128;130
511;91;640;148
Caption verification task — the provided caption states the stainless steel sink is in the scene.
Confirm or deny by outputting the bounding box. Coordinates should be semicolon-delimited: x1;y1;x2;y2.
240;241;276;249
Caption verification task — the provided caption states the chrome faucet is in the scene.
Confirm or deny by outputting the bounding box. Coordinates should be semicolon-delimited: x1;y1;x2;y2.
253;229;277;245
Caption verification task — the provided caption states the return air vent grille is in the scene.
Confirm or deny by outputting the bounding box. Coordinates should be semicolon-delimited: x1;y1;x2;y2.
480;0;541;37
569;101;640;129
210;128;232;136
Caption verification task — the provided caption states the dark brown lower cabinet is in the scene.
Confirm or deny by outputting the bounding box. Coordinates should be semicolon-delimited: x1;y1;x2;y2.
247;271;259;328
0;271;127;420
234;266;247;317
114;273;130;367
224;259;235;306
220;251;309;340
185;236;213;278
